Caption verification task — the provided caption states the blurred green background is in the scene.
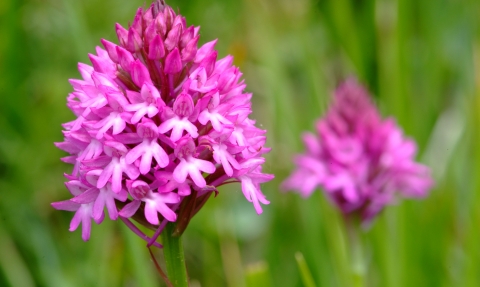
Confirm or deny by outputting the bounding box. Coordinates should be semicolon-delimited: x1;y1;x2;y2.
1;0;479;286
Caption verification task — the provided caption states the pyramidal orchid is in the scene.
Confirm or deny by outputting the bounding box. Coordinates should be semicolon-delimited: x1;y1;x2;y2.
282;79;433;225
52;0;273;247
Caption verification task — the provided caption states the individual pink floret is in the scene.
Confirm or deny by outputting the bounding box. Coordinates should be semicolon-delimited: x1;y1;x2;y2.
125;119;169;174
158;93;199;141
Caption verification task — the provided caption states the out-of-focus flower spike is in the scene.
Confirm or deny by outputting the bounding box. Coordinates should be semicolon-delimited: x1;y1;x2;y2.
282;79;433;225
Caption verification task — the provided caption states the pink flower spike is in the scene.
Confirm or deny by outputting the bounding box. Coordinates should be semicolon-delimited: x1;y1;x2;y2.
282;78;433;225
54;1;273;241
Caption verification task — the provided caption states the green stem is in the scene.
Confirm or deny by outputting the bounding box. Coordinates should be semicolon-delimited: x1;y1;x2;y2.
161;222;189;287
345;217;366;287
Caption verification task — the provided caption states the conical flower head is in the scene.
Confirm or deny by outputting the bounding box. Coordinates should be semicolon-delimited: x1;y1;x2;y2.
53;1;273;242
282;79;433;225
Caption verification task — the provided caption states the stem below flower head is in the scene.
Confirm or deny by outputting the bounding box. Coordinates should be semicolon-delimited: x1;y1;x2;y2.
161;222;189;287
344;215;367;287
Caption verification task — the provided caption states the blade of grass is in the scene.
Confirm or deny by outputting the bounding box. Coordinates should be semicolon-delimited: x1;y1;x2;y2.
295;252;317;287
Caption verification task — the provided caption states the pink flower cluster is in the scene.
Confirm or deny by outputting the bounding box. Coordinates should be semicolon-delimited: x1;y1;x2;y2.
282;79;433;224
52;1;273;242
